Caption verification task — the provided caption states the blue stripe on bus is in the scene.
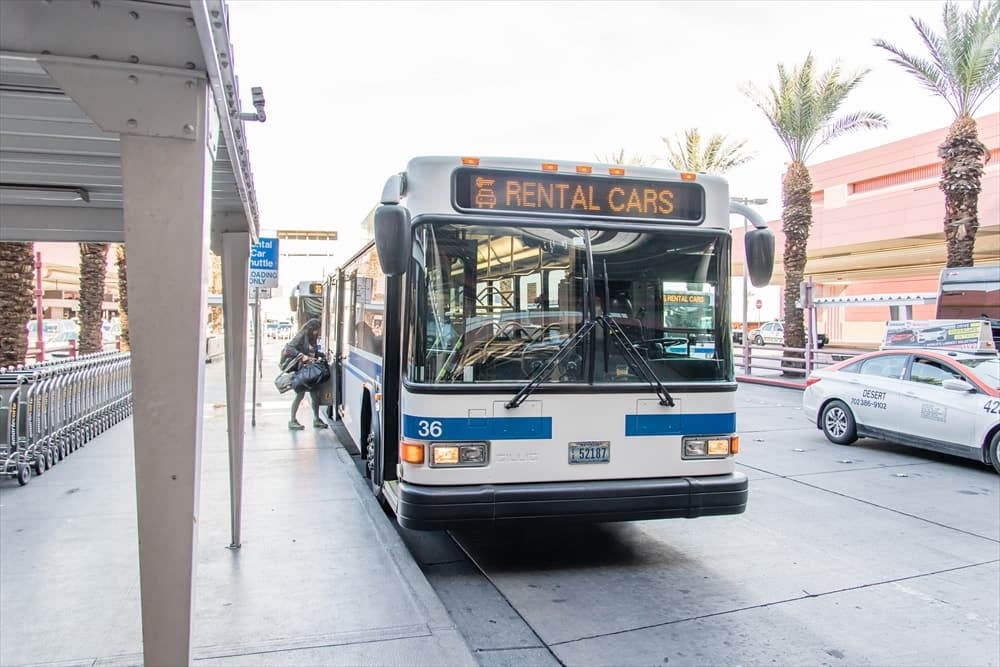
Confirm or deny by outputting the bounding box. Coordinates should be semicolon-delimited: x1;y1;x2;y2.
345;365;372;384
347;349;382;381
624;412;736;436
403;415;553;440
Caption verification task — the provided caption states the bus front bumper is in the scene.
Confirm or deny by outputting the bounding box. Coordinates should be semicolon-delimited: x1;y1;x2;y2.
395;472;748;531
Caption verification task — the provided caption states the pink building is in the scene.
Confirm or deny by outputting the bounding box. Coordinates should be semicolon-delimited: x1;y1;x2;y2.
735;112;1000;347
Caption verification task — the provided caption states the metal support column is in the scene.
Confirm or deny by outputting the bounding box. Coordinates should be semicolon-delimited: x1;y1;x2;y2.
221;230;250;549
119;91;212;667
39;55;216;666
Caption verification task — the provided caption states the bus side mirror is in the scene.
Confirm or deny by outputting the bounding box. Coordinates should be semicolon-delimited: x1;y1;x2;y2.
745;228;775;288
289;296;298;312
374;205;411;276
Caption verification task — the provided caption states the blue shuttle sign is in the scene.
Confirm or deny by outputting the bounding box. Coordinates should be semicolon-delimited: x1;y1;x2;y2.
249;237;279;288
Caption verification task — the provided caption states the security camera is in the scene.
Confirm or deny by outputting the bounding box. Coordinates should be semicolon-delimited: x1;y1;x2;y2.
234;86;266;123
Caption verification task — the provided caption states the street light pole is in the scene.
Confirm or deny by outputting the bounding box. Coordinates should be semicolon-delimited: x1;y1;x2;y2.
731;197;767;375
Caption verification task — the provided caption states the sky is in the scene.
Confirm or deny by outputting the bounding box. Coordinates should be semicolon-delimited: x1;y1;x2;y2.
225;0;997;287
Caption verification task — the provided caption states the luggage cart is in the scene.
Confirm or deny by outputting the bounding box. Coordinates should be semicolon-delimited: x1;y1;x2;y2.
1;368;33;485
1;352;132;487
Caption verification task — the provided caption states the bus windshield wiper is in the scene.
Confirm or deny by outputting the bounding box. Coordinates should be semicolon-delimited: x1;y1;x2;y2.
600;316;675;407
505;319;597;409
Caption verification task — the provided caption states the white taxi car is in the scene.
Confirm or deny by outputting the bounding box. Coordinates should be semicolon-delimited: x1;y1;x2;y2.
751;321;828;348
802;348;1000;473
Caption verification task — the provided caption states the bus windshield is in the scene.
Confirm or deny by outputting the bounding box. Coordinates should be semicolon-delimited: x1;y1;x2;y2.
406;221;731;386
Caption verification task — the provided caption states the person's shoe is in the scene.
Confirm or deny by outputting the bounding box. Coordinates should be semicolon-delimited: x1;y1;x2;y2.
288;420;305;430
313;419;328;429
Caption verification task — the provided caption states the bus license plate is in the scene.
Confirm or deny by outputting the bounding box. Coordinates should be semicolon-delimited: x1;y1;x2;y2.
569;441;610;464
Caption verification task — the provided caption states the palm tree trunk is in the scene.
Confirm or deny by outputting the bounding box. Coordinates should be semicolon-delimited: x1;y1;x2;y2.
781;161;812;367
939;114;988;268
0;242;36;366
79;243;109;354
115;243;129;351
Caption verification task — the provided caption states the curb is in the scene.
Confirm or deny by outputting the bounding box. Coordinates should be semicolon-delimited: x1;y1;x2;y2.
334;444;479;666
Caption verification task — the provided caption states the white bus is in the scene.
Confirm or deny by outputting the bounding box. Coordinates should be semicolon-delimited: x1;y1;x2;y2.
321;156;774;530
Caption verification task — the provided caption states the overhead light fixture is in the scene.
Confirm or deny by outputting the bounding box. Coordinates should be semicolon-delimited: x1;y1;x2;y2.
0;184;90;203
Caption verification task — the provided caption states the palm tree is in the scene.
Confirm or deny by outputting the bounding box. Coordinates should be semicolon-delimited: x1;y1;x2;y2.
661;128;755;173
743;54;886;353
115;243;130;351
874;0;1000;267
595;149;651;166
0;242;36;367
78;243;109;354
209;252;223;334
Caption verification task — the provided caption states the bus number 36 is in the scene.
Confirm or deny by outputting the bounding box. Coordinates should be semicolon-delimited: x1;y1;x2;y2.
417;420;444;438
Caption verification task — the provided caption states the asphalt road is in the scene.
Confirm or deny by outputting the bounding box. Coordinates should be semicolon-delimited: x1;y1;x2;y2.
394;382;1000;667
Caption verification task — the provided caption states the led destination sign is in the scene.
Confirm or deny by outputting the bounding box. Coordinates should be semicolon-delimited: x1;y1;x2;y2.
453;168;704;222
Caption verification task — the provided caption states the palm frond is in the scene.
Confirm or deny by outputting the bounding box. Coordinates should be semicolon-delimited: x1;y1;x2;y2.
876;0;1000;117
816;111;888;153
661;127;754;174
743;53;885;164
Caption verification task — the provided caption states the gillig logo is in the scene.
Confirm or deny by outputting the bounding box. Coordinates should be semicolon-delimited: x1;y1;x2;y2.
495;452;539;463
493;179;677;216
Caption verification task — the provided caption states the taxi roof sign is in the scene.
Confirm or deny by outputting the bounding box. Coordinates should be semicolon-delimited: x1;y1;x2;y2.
882;319;997;354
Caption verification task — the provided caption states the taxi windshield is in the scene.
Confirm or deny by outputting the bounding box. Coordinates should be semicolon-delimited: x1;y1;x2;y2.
958;356;1000;388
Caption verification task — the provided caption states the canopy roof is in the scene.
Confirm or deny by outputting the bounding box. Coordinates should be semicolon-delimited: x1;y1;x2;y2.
0;0;260;243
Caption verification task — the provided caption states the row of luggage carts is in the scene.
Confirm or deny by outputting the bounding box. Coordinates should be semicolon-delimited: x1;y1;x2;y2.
1;352;132;486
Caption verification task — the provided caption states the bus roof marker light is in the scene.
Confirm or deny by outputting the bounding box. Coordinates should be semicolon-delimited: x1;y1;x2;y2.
541;163;559;171
576;165;592;174
681;172;697;181
609;167;625;176
461;157;480;166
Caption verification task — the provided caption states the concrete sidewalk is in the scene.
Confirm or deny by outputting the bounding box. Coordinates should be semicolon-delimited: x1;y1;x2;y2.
0;339;476;666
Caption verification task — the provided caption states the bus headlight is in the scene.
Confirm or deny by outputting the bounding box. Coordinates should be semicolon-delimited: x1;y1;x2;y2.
682;436;734;459
430;442;488;467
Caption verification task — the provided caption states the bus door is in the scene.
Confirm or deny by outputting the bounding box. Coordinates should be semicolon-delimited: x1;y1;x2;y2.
338;271;357;420
319;272;342;415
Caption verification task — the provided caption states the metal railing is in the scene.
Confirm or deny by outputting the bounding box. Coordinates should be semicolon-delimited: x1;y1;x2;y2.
1;352;131;486
734;341;870;380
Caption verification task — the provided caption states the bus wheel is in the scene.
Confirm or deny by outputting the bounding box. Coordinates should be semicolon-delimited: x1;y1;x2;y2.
988;432;1000;475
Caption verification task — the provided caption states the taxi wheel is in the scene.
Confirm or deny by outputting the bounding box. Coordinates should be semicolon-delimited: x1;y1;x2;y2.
821;400;857;445
754;335;764;346
989;432;1000;475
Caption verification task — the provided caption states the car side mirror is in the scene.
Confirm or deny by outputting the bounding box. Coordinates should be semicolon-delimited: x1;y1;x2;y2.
942;378;974;393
